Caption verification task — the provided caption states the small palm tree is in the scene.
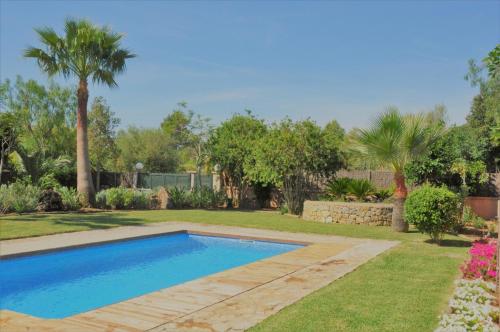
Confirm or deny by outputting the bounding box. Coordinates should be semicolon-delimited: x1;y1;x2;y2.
24;19;135;206
348;107;443;232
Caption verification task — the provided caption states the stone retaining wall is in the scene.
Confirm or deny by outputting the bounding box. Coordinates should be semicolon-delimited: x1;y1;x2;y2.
302;200;393;226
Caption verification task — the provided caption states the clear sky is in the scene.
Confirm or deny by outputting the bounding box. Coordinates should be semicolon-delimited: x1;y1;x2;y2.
1;0;499;130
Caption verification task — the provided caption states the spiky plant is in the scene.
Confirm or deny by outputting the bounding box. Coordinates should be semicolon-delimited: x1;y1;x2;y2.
325;177;352;200
348;107;443;232
347;179;375;201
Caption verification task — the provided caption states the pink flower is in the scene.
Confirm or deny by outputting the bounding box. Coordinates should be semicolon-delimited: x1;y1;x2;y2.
461;239;497;281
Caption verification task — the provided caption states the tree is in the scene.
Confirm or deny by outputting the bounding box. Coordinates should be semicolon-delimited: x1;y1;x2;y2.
1;77;77;184
115;127;179;173
208;112;267;205
245;118;344;215
161;102;193;150
406;125;489;195
88;97;120;191
188;114;213;187
24;18;135;206
464;46;500;172
0;112;17;183
348;108;443;232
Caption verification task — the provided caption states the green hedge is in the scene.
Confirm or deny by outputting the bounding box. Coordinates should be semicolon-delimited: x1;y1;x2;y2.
404;184;460;243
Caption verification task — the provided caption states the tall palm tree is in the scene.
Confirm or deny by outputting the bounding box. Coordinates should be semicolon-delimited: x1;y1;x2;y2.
24;19;135;206
349;107;443;232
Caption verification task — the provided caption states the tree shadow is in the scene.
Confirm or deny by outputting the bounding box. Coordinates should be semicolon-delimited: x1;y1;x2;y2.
4;212;147;230
425;238;472;247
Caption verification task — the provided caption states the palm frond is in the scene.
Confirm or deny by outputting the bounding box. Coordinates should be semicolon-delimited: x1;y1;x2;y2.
25;18;135;85
348;107;443;172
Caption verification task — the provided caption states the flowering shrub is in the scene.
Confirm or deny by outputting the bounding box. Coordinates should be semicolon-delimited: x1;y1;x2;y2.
435;279;498;332
461;239;497;281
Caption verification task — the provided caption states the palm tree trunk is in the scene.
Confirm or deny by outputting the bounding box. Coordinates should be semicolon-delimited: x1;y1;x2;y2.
392;170;409;232
76;79;95;207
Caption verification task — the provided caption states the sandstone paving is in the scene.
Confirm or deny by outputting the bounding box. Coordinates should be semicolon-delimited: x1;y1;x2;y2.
0;222;398;331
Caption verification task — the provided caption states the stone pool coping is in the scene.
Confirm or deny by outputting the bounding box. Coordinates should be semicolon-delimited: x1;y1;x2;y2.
0;222;399;331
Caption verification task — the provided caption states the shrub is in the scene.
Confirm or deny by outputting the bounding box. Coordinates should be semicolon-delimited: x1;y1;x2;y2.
0;182;41;214
462;205;487;231
38;173;60;190
96;190;107;209
461;239;497;281
96;188;154;209
168;187;189;208
105;187;125;209
404;185;460;243
375;187;393;201
38;189;63;211
133;190;150;209
325;177;351;199
347;179;375;201
122;189;135;209
190;186;226;209
56;186;81;211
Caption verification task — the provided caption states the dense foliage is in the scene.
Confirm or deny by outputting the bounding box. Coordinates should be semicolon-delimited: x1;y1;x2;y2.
207;112;267;206
325;177;392;202
404;185;460;242
168;186;226;209
96;187;152;210
245;118;344;214
406;123;489;195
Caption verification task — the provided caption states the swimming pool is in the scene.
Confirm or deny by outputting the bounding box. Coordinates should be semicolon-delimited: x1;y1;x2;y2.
0;232;302;318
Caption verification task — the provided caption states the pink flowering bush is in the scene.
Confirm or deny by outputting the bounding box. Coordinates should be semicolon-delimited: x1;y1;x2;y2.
461;239;497;281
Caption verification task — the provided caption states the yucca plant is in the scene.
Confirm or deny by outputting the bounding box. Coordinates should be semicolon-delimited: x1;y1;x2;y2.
325;177;352;200
348;107;444;232
347;179;375;201
24;19;135;206
375;187;394;201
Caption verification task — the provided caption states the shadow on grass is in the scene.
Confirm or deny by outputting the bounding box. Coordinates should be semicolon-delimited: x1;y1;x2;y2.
4;212;147;230
425;238;472;247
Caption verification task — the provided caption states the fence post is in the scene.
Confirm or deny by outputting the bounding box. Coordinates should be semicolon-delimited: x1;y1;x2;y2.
212;172;221;191
188;171;196;190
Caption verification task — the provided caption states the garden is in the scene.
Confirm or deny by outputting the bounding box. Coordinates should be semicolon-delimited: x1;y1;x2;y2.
0;16;499;332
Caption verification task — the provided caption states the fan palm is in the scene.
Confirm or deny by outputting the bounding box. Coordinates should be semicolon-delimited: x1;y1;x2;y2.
348;107;443;232
24;19;135;206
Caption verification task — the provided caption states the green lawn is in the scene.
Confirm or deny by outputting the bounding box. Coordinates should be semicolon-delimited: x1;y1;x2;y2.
0;209;468;332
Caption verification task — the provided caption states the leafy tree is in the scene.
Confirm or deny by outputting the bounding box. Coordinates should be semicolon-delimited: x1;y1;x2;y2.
25;18;135;206
1;77;77;184
189;114;213;186
464;46;500;171
115;127;179;173
161;102;193;149
0;112;17;183
348;108;443;232
208;112;267;205
406;125;489;195
245;119;344;215
88;97;120;191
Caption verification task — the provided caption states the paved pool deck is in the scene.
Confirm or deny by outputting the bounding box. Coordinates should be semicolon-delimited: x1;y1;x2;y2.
0;222;399;332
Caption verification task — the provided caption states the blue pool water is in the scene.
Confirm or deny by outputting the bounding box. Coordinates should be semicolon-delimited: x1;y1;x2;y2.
0;232;301;318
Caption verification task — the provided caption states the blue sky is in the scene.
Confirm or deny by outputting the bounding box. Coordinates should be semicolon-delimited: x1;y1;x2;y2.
1;0;499;130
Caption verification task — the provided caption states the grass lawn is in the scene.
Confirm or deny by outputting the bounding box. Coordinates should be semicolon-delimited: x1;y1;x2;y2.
0;209;469;331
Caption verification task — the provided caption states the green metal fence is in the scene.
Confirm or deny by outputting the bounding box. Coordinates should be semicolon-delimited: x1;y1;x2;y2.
136;173;213;189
